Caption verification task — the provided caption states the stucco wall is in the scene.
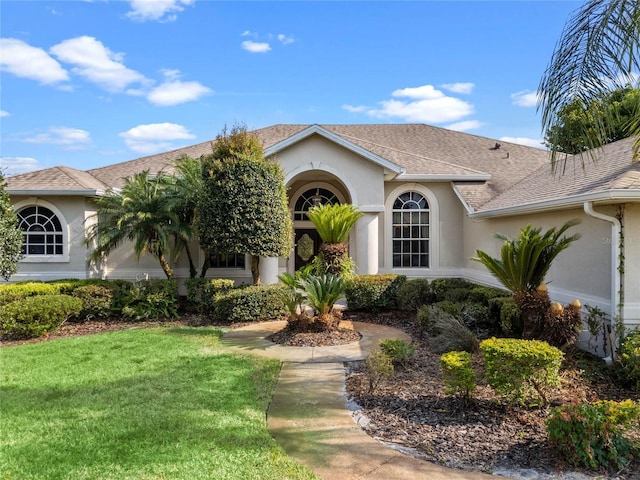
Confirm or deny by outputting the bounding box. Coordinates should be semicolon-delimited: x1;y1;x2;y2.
623;203;640;330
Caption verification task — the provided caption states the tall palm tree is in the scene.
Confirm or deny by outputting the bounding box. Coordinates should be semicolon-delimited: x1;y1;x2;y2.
474;220;581;339
85;171;189;279
538;0;640;172
307;203;363;276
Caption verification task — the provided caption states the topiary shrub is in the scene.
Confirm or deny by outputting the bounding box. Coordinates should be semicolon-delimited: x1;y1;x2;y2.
396;278;434;311
547;400;640;470
0;294;83;339
379;338;416;366
616;330;640;391
71;284;113;321
213;284;288;323
0;282;59;307
185;277;235;314
440;351;475;399
345;274;406;312
480;337;563;406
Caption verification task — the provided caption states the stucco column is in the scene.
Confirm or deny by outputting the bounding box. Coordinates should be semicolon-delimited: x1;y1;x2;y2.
623;204;640;331
354;212;379;275
259;256;279;285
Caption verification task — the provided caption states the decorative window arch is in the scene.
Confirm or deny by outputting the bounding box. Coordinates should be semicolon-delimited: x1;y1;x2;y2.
293;186;341;221
385;185;439;271
13;200;69;262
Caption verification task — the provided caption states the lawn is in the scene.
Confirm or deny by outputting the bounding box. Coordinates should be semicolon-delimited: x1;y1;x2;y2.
0;326;317;480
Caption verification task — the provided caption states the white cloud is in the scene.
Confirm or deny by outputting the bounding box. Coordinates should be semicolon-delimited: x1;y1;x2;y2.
23;127;91;150
126;0;195;22
0;38;69;85
1;157;41;176
119;122;196;153
500;136;545;149
511;90;538;107
241;40;271;53
446;120;484;132
277;34;295;45
352;84;474;123
441;82;475;94
147;80;212;106
50;36;148;92
0;110;9;117
342;104;368;113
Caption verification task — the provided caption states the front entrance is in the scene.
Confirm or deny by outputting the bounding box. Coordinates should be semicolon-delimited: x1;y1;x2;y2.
294;229;322;271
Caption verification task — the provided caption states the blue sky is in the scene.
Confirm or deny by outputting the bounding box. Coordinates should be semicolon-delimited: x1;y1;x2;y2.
1;0;582;176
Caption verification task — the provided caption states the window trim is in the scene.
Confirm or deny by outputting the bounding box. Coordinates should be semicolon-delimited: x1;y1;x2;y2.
13;199;70;263
385;184;439;272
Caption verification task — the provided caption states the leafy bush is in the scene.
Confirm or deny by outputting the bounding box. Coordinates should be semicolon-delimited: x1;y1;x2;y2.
547;400;640;470
417;304;437;334
396;278;434;311
121;279;178;321
379;339;416;366
0;294;83;339
430;278;474;302
467;285;510;305
0;282;58;306
185;277;235;313
71;285;113;321
616;330;640;391
480;337;563;406
364;349;394;394
213;285;288;323
488;296;522;335
440;351;475;399
345;274;406;312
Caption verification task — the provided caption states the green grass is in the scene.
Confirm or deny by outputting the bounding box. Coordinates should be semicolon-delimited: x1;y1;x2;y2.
0;326;316;480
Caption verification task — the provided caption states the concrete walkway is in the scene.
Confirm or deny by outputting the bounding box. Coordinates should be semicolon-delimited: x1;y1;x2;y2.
220;321;504;480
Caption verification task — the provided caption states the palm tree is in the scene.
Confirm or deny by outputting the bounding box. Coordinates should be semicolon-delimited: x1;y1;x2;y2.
307;203;363;276
474;220;581;339
85;171;189;279
538;0;640;172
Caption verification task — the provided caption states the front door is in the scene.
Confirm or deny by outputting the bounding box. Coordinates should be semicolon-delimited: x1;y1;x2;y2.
294;229;322;271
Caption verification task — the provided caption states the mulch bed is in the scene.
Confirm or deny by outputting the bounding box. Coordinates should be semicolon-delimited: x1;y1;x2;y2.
268;317;361;346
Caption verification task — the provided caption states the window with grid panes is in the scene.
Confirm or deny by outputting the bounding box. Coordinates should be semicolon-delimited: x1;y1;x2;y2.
392;192;429;268
16;206;64;256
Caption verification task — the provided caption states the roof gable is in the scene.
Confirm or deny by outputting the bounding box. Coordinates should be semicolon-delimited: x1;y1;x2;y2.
6;166;109;195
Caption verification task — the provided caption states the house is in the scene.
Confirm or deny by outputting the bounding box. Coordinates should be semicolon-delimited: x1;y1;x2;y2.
5;123;640;336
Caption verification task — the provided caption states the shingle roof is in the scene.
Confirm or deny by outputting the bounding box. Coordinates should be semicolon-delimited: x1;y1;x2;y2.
5;165;109;194
478;136;640;214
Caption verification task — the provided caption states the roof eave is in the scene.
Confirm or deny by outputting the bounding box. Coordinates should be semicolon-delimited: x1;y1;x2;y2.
451;183;476;215
395;173;491;182
471;189;640;218
264;124;405;174
7;189;105;197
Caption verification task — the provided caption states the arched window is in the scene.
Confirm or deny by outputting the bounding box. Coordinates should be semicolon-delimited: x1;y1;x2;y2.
293;187;340;221
392;191;429;268
17;206;64;255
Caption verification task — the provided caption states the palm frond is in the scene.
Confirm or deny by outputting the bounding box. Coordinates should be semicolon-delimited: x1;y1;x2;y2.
307;203;363;244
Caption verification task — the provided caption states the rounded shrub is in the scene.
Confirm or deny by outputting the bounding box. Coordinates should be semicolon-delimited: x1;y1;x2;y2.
396;278;433;311
345;274;406;312
72;284;113;321
0;294;83;339
213;284;288;323
440;351;475;399
0;282;58;307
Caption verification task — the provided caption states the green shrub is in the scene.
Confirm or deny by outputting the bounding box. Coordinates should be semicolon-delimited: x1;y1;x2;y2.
417;304;437;334
442;287;471;303
547;400;640;470
440;351;475;399
185;277;235;313
480;337;563;406
430;278;474;302
213;285;288;323
379;338;416;366
488;296;522;335
616;330;640;391
0;282;58;306
432;300;463;317
364;349;394;394
431;309;480;354
396;278;434;311
121;279;178;321
467;286;510;305
345;274;406;312
0;294;83;339
47;278;118;295
71;285;113;321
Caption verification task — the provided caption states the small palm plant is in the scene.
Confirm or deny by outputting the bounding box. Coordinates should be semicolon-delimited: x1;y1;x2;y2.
473;219;581;341
302;273;347;331
307;203;363;276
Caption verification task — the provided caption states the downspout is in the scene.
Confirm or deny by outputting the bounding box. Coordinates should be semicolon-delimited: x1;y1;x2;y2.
584;202;622;356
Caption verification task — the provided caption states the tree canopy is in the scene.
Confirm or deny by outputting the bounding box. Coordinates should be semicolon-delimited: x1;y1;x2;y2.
538;0;640;172
0;174;24;280
196;125;293;284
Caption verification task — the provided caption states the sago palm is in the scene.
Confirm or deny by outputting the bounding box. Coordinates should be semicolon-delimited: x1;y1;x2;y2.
85;171;189;279
307;203;363;275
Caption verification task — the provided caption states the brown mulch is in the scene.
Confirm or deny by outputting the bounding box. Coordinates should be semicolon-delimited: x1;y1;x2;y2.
341;310;640;480
268;316;361;346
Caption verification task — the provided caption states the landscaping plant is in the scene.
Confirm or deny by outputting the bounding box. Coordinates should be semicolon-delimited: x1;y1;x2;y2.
440;350;476;399
379;338;416;366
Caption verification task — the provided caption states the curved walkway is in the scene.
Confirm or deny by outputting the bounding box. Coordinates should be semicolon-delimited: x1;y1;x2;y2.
221;321;504;480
